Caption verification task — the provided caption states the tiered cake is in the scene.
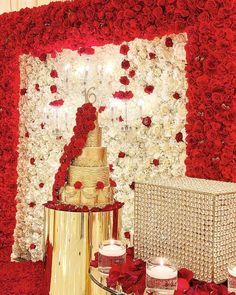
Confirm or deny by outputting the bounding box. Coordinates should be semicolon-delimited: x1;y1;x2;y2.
60;113;114;206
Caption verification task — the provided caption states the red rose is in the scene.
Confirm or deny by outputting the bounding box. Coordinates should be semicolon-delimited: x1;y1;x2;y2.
175;132;183;142
51;52;57;58
119;76;130;85
39;183;44;188
109;178;117;187
113;91;134;100
121;59;130;70
165;37;173;47
173;92;180;99
128;70;136;78
39;53;47;61
74;181;82;189
98;106;106;113
144;85;154;94
149;52;156;59
78;47;95;55
49;99;64;107
25;131;29;138
50;85;57;93
20;88;27;95
96;181;105;189
152;6;163;18
40;123;45;129
50;70;58;78
109;164;114;172
29;202;36;208
142;116;152;127
30;158;35;165
124;231;131;239
129;181;135;190
118;116;124;122
153;159;159;166
120;44;129;55
35;84;40;91
29;244;36;250
118;151;126;158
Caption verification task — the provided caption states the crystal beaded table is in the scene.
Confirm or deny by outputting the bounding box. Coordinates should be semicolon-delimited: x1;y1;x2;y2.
134;176;236;283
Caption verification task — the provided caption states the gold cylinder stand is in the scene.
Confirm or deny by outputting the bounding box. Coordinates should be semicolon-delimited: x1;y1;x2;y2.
43;205;122;295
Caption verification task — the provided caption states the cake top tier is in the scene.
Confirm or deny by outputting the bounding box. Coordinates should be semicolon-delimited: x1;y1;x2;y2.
85;113;102;147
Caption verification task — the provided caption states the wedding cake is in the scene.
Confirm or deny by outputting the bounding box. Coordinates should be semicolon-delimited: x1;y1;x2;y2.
60;113;114;206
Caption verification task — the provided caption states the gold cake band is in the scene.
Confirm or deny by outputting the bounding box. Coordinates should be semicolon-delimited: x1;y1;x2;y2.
68;166;109;187
86;126;102;147
73;147;107;167
61;185;114;206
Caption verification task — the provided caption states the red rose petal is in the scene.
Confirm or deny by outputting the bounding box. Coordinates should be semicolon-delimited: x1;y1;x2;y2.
142;116;152;127
29;202;36;208
118;151;126;158
50;70;58;78
149;52;156;59
165;37;173;47
153;159;159;166
29;243;36;250
30;158;35;165
39;183;44;188
144;85;154;94
50;85;57;93
120;44;130;55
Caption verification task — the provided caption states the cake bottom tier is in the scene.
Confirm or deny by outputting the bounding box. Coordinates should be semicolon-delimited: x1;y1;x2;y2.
60;185;114;206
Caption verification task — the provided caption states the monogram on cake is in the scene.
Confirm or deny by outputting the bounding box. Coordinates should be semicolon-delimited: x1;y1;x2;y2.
60;112;114;206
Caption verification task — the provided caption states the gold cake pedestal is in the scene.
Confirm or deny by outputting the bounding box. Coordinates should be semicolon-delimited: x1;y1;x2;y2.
44;204;122;295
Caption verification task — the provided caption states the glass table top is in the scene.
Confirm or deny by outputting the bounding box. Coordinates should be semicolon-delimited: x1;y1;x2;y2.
89;267;126;295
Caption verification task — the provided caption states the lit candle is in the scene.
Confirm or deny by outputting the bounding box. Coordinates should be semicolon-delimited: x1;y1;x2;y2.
228;263;236;292
99;244;126;257
146;264;177;280
64;63;71;85
146;257;177;294
98;240;126;274
137;99;144;117
229;266;236;276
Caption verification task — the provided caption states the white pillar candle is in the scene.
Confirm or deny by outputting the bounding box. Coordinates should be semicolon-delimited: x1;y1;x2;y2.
147;265;177;280
99;244;126;257
229;266;236;277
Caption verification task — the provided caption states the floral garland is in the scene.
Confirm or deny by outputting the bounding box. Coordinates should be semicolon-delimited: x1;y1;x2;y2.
0;0;234;294
52;102;97;199
45;200;124;213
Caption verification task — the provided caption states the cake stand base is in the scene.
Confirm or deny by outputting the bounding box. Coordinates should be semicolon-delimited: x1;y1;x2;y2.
44;205;122;295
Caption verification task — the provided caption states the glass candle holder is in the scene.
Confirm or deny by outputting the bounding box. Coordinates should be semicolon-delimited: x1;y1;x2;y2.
228;260;236;292
146;257;177;295
98;240;126;275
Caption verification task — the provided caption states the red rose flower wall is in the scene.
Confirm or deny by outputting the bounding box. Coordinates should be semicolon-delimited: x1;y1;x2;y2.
0;0;234;294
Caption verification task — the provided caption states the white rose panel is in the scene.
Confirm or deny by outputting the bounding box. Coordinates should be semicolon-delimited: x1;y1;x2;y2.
13;34;188;261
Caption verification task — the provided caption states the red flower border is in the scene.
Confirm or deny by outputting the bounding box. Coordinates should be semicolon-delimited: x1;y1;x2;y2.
0;0;234;294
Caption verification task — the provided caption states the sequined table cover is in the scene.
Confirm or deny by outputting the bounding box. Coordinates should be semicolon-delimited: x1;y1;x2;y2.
134;177;236;283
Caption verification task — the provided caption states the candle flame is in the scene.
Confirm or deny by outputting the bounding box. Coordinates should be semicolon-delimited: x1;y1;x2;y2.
64;63;71;70
110;239;115;245
160;258;164;266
